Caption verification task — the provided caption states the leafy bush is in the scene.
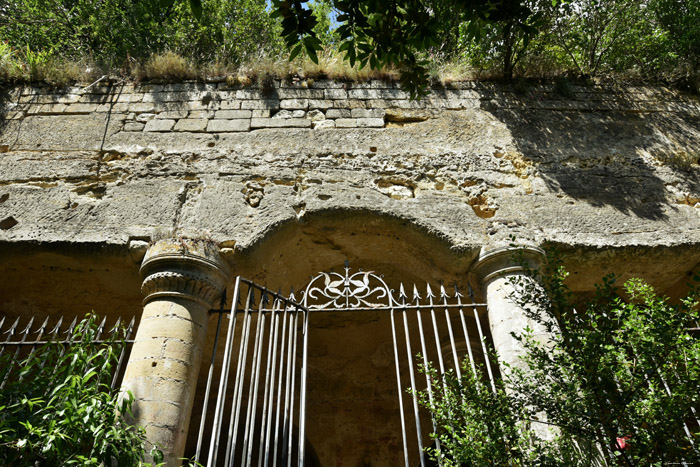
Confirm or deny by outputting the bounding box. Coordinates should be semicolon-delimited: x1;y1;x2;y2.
420;252;700;465
0;315;159;466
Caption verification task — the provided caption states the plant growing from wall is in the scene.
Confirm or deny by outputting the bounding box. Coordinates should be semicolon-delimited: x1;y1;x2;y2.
420;251;700;465
0;315;162;466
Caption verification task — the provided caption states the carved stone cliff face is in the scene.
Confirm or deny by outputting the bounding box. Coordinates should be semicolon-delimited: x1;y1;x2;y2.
1;80;699;466
1;80;698;304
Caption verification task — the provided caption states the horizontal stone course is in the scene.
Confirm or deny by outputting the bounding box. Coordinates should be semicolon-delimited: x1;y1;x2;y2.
240;99;279;110
326;109;351;119
276;88;325;99
250;118;312;129
207;119;250;132
174;118;208;132
280;99;309;110
351;108;385;118
144;119;175;132
6;81;699;137
214;110;252;119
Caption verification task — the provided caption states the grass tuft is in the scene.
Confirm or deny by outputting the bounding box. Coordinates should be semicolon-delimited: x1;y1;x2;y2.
136;51;197;81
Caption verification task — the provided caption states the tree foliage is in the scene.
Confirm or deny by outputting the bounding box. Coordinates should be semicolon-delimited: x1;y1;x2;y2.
0;0;282;69
1;0;698;92
271;0;545;96
0;315;158;466
420;252;700;465
270;0;700;93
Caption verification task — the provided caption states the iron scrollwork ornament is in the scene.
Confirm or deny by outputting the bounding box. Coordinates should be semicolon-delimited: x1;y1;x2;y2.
301;260;396;309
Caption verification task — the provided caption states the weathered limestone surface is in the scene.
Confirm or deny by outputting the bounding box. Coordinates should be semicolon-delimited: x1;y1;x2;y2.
1;80;700;467
122;239;230;466
1;80;699;296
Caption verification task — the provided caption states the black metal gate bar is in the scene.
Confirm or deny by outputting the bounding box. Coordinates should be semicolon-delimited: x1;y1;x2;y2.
0;314;137;390
412;285;440;467
197;278;309;467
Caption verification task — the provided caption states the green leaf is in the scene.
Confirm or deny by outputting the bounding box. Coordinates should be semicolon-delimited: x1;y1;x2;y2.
304;39;319;64
152;446;164;464
189;0;203;21
289;43;303;61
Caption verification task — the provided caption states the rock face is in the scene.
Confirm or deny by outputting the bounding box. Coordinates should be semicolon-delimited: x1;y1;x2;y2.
1;80;699;465
1;80;699;289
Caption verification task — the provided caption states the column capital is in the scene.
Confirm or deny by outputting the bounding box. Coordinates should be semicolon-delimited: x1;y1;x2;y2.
471;245;545;285
140;238;232;308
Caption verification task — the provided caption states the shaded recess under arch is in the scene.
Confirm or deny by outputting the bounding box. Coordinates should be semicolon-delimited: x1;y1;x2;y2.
186;211;495;466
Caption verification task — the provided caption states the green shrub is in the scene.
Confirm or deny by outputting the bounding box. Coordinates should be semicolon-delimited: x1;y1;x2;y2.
0;314;160;466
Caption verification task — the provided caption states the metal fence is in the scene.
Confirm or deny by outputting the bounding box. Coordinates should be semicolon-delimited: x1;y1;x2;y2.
299;262;493;467
0;314;137;390
194;263;494;467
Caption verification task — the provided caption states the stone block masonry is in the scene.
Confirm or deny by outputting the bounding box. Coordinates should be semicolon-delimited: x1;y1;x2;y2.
5;79;700;139
2;77;700;466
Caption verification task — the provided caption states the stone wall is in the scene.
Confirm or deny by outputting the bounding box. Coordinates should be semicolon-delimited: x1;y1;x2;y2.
1;79;700;302
2;79;700;466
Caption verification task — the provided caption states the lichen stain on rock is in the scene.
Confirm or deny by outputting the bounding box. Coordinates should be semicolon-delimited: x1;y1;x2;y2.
677;193;700;207
375;178;415;199
459;179;479;188
468;194;497;219
243;181;264;207
494;150;533;179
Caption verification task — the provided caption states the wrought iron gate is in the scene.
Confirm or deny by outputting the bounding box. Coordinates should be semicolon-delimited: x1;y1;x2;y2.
197;263;494;467
195;277;310;467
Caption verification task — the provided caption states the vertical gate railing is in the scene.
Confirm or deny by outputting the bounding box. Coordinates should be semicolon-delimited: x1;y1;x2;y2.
0;314;137;389
195;277;310;467
299;261;494;467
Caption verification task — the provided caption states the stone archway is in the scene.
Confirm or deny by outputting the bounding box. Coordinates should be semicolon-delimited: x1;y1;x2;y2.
184;210;487;466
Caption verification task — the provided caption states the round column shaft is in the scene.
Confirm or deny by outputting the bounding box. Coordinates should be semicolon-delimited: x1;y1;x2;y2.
472;245;555;440
472;246;548;373
121;239;230;466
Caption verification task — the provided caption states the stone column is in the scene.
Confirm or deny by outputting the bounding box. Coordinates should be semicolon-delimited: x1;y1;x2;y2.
472;245;555;439
121;239;231;466
471;245;547;374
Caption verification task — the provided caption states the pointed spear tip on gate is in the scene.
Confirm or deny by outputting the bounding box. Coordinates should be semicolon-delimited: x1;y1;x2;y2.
399;282;407;299
426;283;435;299
108;316;122;335
19;317;34;335
467;282;476;300
7;316;20;334
49;316;64;336
37;316;50;333
453;283;464;298
412;284;421;301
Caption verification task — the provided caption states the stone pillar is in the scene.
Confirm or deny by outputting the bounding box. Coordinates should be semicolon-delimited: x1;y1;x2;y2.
121;239;231;466
472;245;555;439
471;245;547;374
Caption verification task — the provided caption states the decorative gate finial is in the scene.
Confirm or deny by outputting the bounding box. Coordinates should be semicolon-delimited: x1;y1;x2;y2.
301;261;396;309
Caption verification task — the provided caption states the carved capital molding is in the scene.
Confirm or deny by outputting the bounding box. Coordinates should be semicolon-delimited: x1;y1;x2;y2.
140;239;232;308
471;245;545;286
